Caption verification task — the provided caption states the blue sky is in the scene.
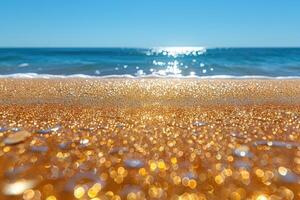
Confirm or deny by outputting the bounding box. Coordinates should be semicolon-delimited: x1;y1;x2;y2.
0;0;299;47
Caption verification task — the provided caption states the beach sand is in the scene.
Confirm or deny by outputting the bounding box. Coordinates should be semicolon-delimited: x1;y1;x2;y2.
0;78;300;199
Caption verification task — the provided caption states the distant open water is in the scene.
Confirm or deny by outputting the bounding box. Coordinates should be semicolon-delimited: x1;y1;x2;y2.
0;47;299;78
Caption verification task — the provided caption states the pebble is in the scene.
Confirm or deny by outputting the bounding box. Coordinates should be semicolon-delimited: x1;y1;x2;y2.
2;179;37;196
37;125;61;134
0;127;7;132
3;130;31;145
253;140;300;149
30;145;49;153
124;159;144;168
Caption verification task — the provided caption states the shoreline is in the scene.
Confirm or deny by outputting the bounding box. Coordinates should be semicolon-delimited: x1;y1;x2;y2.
1;73;300;80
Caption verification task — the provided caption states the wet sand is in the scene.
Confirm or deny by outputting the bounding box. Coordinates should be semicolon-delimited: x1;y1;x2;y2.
0;78;300;200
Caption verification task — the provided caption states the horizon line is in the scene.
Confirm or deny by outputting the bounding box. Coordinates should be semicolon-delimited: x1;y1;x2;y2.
0;46;300;49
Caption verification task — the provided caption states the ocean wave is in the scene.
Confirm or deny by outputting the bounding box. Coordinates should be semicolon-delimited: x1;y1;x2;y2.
1;73;300;80
1;48;300;77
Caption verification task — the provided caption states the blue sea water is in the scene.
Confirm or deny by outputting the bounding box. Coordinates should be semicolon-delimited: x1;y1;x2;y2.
0;47;299;78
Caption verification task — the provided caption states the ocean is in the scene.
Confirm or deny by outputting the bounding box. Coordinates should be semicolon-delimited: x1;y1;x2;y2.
0;47;299;78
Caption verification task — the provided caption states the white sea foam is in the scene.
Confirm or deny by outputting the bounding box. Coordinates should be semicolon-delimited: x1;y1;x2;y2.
18;63;29;67
0;73;300;80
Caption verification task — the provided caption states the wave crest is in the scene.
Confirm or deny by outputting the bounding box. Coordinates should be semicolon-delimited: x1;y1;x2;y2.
0;73;300;80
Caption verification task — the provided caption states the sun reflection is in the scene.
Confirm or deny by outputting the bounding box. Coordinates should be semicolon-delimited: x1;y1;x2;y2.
152;60;182;76
150;47;206;57
143;47;209;77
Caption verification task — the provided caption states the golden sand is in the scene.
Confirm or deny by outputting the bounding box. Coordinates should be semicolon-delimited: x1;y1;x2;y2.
0;78;300;200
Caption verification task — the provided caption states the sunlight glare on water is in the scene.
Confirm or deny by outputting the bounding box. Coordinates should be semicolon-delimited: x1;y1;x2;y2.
149;47;207;57
146;47;207;76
